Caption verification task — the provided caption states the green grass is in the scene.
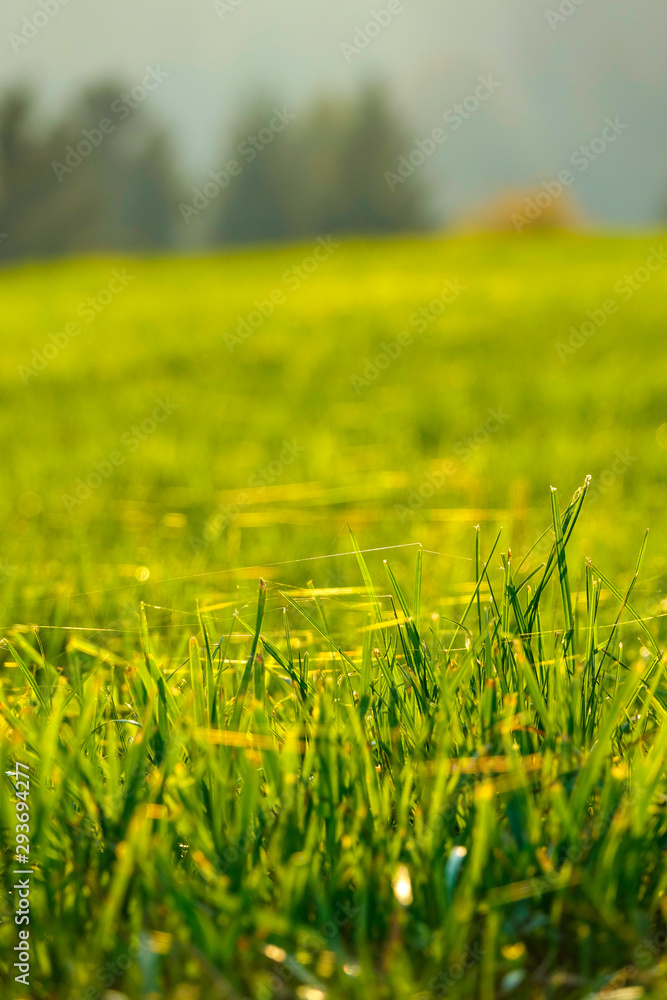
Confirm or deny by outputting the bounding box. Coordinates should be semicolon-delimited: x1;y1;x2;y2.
0;233;666;633
1;482;667;999
1;233;667;997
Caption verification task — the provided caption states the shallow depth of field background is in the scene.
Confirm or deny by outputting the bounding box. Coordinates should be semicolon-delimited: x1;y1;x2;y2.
1;235;666;652
0;0;666;646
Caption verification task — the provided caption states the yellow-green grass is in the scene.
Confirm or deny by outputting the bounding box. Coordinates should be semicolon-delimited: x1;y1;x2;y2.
0;233;665;641
1;488;667;999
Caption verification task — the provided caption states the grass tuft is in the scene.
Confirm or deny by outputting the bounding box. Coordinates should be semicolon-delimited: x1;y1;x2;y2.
1;483;667;999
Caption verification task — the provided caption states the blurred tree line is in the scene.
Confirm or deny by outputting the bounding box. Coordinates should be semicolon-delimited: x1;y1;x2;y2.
0;82;429;261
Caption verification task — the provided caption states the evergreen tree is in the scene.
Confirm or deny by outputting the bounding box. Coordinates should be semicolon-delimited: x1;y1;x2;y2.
213;84;429;245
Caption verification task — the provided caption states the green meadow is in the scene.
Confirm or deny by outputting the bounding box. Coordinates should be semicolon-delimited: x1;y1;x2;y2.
1;234;667;629
1;233;667;998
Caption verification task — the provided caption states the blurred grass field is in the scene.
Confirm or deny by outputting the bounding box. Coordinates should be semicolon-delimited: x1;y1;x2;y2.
1;232;666;636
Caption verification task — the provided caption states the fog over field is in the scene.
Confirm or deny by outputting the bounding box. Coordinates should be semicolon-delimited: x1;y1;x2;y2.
1;0;666;227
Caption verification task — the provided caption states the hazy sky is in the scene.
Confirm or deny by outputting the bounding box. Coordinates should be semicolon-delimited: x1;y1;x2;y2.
2;0;666;226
